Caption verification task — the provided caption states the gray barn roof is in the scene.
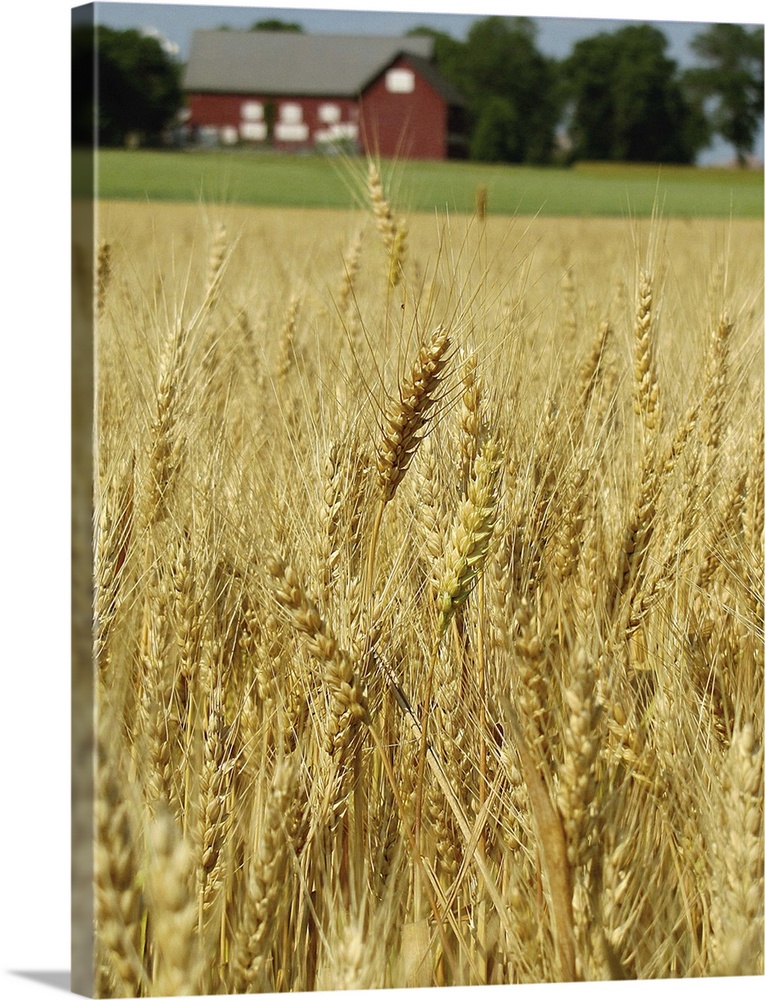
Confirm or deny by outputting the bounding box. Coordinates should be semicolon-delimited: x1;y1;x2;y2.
183;30;437;97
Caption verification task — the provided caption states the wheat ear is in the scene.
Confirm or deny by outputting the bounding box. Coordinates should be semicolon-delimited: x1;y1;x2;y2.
277;295;300;382
204;221;227;312
376;324;451;505
367;323;451;600
571;321;611;434
267;555;368;769
457;350;483;494
366;160;407;287
416;437;501;843
435;436;502;636
557;646;602;979
229;757;307;993
197;679;233;925
633;270;661;438
711;723;764;975
94;457;134;675
700;312;733;460
95;740;145;997
96;239;112;316
608;454;660;625
503;699;577;982
145;321;190;526
147;810;202;997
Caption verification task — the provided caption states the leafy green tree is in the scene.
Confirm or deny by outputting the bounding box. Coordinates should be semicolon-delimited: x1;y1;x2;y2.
561;33;619;161
73;25;182;147
406;25;465;87
470;96;523;162
564;24;708;163
251;19;304;32
685;23;764;166
462;17;559;163
412;18;559;164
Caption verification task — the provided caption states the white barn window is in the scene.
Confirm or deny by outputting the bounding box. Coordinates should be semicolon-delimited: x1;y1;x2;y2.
241;101;264;122
318;103;341;124
280;103;303;124
240;122;267;141
275;122;309;142
315;122;359;143
385;68;415;94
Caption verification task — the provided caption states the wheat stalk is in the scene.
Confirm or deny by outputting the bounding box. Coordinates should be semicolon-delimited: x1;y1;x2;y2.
147;810;202;996
633;270;661;438
376;324;451;505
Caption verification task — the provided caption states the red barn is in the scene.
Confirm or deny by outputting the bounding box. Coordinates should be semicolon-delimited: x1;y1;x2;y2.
183;30;467;160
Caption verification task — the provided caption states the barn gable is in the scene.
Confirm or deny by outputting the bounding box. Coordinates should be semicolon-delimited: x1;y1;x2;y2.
358;51;468;160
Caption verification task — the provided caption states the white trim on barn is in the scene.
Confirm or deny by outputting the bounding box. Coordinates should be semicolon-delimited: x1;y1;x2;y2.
314;122;359;143
385;68;415;93
275;122;309;142
318;103;341;124
240;122;267;141
280;103;303;124
241;101;264;121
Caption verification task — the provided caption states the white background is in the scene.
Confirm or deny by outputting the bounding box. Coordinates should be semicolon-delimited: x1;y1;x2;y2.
2;1;762;998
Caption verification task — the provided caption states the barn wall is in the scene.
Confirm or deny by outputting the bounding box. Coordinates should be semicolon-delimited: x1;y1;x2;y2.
186;93;360;150
358;56;447;160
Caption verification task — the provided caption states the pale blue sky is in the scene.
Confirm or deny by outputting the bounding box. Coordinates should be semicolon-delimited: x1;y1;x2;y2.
88;1;760;62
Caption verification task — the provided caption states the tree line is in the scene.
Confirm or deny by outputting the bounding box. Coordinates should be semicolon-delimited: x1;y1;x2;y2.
415;16;763;166
72;16;763;166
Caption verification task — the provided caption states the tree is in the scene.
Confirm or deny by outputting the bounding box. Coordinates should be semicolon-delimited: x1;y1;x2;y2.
461;17;559;163
564;24;708;163
74;25;183;147
412;18;559;164
251;19;304;32
561;33;619;161
406;25;468;91
685;23;764;166
470;96;523;162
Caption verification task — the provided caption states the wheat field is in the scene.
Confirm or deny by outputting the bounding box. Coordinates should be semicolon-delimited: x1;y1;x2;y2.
92;163;764;995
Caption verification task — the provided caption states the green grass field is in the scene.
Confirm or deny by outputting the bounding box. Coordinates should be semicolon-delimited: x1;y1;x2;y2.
79;148;764;218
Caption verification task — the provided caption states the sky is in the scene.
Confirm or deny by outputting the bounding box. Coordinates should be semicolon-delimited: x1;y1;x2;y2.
88;0;762;64
82;0;764;163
